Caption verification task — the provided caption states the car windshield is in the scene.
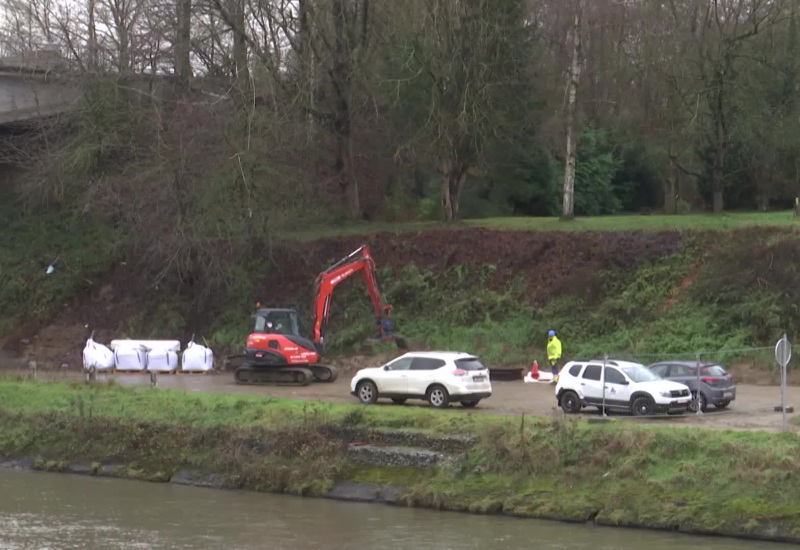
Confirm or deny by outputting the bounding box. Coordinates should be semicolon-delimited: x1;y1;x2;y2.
622;366;661;383
455;358;486;371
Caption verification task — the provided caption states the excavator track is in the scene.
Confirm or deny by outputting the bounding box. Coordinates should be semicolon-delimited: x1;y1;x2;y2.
234;365;314;386
309;364;339;383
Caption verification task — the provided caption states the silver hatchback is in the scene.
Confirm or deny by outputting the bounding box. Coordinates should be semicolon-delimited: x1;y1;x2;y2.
648;361;736;412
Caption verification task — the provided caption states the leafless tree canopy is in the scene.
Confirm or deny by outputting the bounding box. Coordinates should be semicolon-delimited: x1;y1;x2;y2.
1;0;798;229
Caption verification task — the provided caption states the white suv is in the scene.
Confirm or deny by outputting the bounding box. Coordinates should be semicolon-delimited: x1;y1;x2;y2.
555;359;692;416
350;352;492;409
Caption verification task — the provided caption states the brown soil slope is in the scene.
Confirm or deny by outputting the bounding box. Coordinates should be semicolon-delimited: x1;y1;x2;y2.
257;228;683;305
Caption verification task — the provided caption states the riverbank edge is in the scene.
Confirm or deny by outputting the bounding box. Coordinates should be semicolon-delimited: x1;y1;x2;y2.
2;456;798;546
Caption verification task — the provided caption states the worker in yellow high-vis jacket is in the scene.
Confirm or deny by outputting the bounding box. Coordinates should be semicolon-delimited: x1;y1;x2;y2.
546;330;562;384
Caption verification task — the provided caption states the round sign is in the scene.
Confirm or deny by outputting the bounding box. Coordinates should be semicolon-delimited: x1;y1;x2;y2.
776;337;792;368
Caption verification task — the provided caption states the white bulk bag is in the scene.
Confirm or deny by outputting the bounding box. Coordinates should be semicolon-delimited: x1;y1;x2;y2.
110;339;181;353
82;338;115;371
181;341;214;372
146;348;178;372
114;345;146;371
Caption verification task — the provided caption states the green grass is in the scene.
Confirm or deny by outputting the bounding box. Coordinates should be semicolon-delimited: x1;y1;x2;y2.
2;378;800;540
0;194;126;333
405;421;800;538
281;212;800;240
0;377;504;433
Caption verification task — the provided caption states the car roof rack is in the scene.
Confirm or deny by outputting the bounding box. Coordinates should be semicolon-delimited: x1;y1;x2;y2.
571;358;620;366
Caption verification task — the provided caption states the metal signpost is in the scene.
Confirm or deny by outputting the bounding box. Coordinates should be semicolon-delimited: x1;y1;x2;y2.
601;354;608;417
776;334;792;430
694;352;702;415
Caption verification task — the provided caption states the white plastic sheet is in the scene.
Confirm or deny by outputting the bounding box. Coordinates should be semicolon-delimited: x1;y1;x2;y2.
82;337;115;371
181;341;214;372
146;348;179;372
114;345;146;371
524;371;554;384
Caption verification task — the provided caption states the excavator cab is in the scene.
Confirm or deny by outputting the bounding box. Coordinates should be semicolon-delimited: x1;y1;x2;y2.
253;308;302;337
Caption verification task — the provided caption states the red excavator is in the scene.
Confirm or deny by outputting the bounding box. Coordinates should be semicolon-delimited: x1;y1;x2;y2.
233;245;407;385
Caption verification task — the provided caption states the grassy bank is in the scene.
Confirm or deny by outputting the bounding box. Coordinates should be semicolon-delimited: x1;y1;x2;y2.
2;379;800;542
0;192;126;336
283;212;800;240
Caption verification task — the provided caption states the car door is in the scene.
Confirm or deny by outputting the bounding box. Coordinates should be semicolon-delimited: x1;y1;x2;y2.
378;357;413;394
579;364;604;404
603;367;632;407
407;357;446;396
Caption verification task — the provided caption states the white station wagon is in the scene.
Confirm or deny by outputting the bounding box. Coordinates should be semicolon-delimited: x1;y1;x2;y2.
350;351;492;409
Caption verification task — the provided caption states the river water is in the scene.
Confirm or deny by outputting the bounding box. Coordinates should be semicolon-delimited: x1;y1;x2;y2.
0;469;789;550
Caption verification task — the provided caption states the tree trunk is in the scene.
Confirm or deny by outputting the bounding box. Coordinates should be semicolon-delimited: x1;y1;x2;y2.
710;78;726;214
439;160;467;221
298;0;315;137
116;26;130;72
451;167;467;221
331;0;360;220
175;0;192;85
561;0;584;221
232;0;249;86
711;114;725;214
664;161;678;214
440;159;454;222
87;0;98;71
784;6;797;112
440;181;453;221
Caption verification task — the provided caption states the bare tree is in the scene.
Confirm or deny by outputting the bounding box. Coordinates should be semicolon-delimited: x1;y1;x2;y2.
391;0;534;221
660;0;785;212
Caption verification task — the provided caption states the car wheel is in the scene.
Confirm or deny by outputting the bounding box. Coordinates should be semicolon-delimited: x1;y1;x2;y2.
631;396;655;417
391;398;407;405
460;400;480;408
717;400;730;409
689;391;707;412
426;385;450;409
560;391;581;414
356;381;378;405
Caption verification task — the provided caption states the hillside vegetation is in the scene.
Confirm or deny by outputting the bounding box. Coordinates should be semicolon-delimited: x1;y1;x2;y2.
3;205;799;372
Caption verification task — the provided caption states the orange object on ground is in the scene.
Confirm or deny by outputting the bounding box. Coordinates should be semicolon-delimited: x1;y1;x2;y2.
530;359;540;380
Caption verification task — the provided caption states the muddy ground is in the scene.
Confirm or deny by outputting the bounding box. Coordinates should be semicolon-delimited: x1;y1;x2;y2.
2;357;798;433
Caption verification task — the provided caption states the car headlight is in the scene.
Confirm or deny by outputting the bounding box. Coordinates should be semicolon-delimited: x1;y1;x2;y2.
659;391;672;398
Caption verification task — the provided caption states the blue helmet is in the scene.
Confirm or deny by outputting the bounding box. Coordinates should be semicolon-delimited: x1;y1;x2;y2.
548;330;556;337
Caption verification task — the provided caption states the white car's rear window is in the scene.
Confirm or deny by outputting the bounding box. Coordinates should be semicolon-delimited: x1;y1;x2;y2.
455;358;486;371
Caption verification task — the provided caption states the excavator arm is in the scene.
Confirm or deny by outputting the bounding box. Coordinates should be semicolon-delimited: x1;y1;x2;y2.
311;245;403;349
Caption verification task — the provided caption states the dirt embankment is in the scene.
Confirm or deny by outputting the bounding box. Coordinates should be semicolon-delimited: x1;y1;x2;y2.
256;229;683;306
6;225;799;371
2;228;684;364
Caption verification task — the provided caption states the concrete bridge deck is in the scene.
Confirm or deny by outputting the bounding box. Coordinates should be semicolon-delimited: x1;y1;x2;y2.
0;51;80;125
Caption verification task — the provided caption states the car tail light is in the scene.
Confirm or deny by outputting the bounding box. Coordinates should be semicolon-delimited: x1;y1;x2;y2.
453;369;467;376
701;377;721;384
